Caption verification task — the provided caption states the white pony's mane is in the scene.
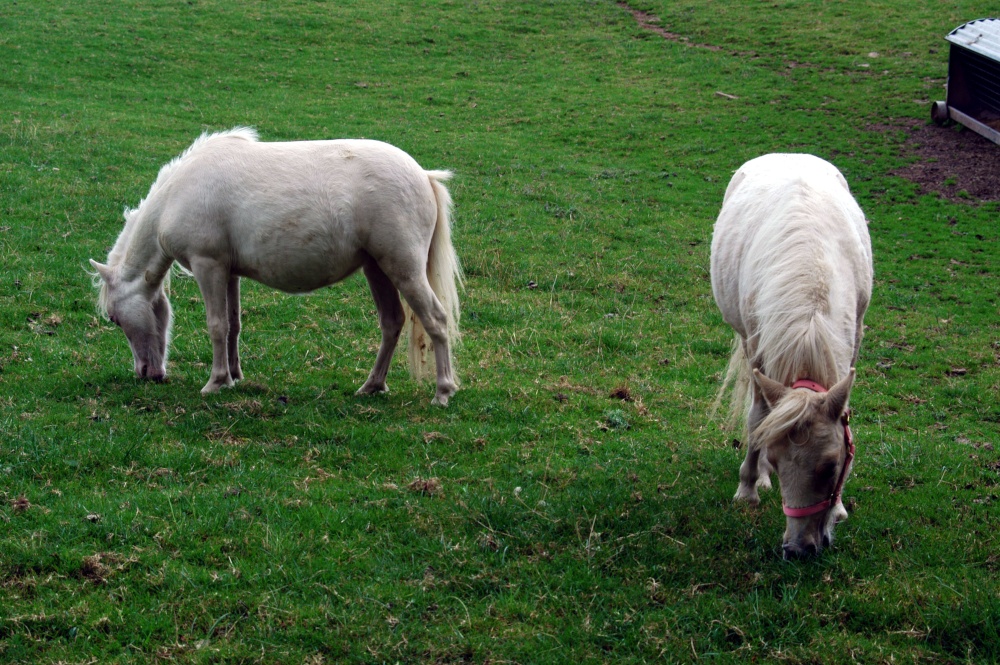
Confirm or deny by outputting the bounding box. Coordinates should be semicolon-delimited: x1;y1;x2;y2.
112;127;259;267
95;127;259;316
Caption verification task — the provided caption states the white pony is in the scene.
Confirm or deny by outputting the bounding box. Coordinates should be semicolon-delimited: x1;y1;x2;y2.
711;153;872;559
91;128;463;405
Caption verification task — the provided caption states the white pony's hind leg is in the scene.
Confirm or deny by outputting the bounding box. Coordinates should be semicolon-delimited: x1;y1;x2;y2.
396;276;456;406
190;257;235;394
357;260;404;396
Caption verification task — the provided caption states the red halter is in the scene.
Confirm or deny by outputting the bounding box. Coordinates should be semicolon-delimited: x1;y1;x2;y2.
782;379;855;519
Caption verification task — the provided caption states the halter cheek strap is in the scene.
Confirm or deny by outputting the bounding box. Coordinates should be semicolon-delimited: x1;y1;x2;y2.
782;379;856;519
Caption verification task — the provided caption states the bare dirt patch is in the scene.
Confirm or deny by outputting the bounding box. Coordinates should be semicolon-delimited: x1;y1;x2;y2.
881;119;1000;203
616;1;1000;204
617;2;721;51
408;477;443;497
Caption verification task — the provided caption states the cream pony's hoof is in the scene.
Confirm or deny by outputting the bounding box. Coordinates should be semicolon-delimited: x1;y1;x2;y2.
734;484;761;506
201;376;234;394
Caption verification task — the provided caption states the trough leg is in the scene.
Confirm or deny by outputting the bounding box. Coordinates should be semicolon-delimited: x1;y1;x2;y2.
190;257;234;394
357;260;404;395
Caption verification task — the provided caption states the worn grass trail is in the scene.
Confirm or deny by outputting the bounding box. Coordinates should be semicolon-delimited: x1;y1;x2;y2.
1;1;998;663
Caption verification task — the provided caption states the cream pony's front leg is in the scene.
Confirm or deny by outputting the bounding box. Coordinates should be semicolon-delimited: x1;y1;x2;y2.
735;445;764;504
734;395;772;503
190;257;235;394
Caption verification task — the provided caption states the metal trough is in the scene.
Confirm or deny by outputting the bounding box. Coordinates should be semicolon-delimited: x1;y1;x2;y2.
931;18;1000;145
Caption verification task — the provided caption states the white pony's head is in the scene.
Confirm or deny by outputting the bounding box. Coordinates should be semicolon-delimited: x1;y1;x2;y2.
752;368;855;559
91;259;173;381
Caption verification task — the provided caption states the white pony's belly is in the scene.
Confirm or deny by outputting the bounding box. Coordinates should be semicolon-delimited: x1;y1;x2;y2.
232;218;365;293
235;257;364;294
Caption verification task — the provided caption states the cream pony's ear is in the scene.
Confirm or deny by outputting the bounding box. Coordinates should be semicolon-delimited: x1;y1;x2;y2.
89;259;113;282
752;368;787;409
825;368;856;420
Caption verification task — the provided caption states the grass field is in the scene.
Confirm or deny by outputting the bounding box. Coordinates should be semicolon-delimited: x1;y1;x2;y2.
2;1;999;663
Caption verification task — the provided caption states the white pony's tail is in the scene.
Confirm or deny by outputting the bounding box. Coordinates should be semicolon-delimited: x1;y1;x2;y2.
405;170;463;382
711;334;751;432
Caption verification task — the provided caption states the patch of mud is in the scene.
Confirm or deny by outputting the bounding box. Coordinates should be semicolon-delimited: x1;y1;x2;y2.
617;2;721;51
617;1;1000;203
886;119;1000;203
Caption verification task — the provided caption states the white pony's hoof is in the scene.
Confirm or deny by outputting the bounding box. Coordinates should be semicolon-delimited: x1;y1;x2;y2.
356;384;388;396
756;475;773;491
431;394;450;407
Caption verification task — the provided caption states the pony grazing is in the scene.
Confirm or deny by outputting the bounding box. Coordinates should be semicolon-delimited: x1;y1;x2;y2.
710;153;873;559
91;128;463;405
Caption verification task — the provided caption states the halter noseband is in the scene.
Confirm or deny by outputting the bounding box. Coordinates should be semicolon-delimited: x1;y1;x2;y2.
781;379;855;519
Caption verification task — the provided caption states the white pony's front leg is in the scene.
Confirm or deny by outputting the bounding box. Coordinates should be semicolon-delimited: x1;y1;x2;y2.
190;257;235;394
227;275;243;382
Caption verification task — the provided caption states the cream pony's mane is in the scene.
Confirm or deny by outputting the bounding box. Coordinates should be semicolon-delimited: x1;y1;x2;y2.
743;180;857;390
712;172;862;430
753;388;814;449
95;127;259;316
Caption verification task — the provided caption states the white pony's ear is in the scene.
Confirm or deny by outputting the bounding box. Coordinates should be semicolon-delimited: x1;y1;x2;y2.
89;259;113;282
752;368;787;409
825;368;855;420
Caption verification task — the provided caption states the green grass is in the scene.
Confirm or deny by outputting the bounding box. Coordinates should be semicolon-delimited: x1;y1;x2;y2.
2;1;999;662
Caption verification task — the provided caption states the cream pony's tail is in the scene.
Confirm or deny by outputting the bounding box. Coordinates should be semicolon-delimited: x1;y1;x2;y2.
711;334;751;432
404;170;463;382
